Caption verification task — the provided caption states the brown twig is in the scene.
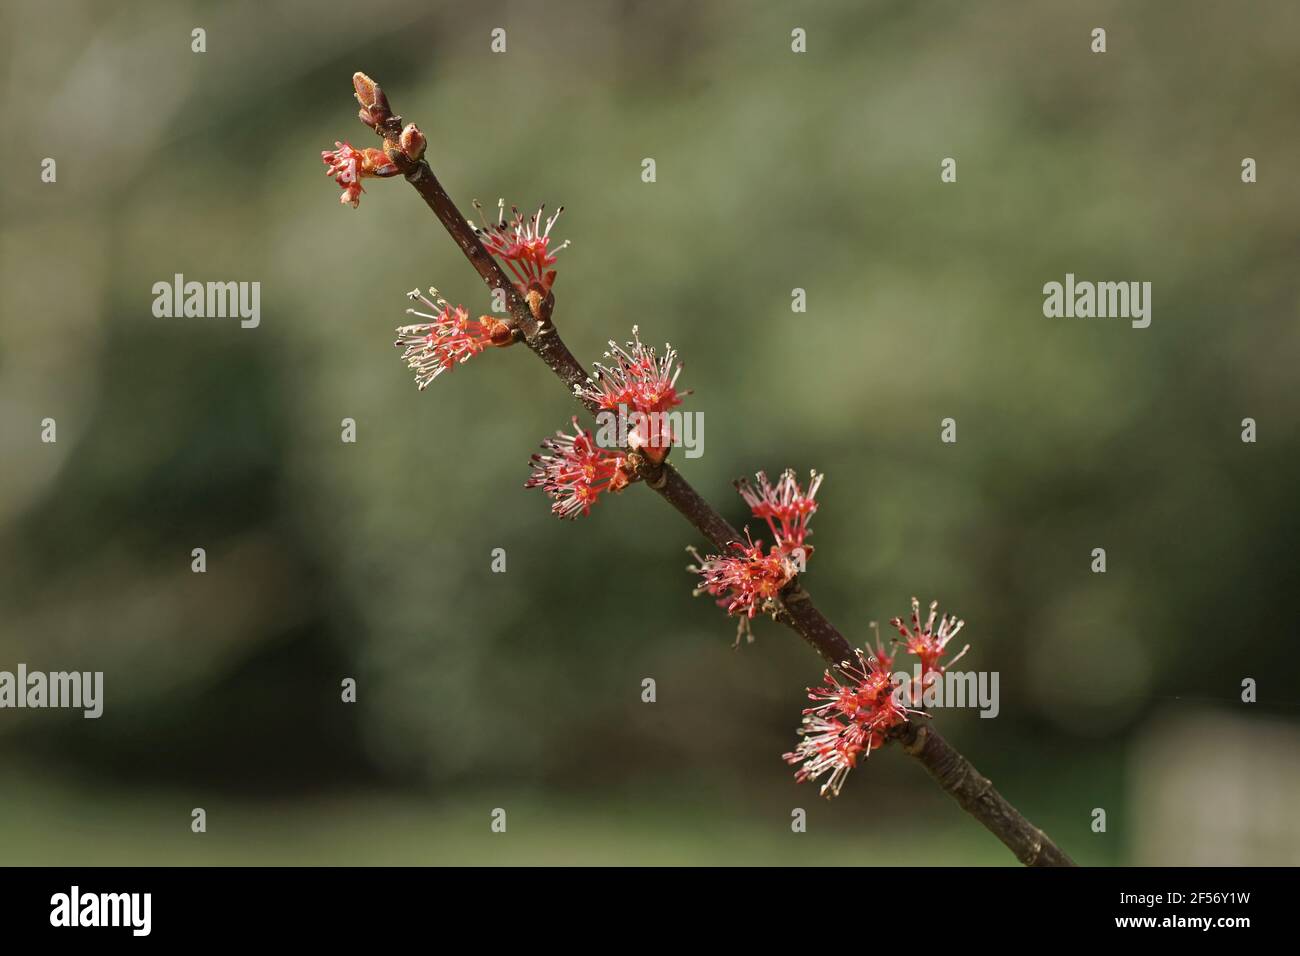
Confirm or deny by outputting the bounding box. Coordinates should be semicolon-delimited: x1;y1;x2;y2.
349;73;1075;867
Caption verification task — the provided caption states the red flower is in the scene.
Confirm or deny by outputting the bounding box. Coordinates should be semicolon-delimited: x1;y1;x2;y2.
866;621;896;672
394;289;513;390
526;418;632;519
806;649;910;730
782;716;868;798
687;530;797;645
321;141;401;208
580;327;689;461
735;469;823;559
473;200;569;296
784;647;917;798
891;596;969;681
686;468;822;641
581;327;687;416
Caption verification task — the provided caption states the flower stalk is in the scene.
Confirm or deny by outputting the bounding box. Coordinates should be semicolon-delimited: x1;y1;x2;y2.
322;72;1076;867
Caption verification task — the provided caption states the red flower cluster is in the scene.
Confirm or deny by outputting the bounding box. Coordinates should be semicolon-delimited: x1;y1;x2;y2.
525;418;632;519
783;648;913;797
321;141;400;208
688;531;794;644
891;596;969;681
581;327;687;415
687;470;821;643
321;74;427;208
473;200;569;298
579;327;689;461
735;468;823;559
526;326;689;515
785;600;968;798
394;289;513;390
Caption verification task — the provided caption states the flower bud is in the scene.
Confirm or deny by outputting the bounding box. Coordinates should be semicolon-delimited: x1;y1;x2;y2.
399;123;427;162
484;317;514;347
525;287;545;320
352;72;390;119
360;147;400;178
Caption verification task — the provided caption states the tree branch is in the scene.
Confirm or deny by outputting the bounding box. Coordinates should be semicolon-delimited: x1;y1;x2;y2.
351;74;1075;867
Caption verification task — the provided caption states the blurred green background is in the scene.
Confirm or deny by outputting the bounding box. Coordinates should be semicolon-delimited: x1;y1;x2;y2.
2;0;1297;865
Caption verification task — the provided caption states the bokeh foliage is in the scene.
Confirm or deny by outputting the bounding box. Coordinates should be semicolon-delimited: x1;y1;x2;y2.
1;0;1297;864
